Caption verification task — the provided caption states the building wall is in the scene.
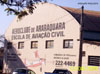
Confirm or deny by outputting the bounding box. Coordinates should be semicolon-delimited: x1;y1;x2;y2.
82;42;100;74
4;3;81;74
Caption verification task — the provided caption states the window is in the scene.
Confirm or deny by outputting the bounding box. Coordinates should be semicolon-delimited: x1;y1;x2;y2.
88;56;100;66
7;42;12;49
63;39;73;48
46;40;54;49
31;41;38;49
18;42;24;49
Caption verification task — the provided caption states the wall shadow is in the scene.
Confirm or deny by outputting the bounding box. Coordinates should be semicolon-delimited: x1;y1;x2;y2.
3;39;27;73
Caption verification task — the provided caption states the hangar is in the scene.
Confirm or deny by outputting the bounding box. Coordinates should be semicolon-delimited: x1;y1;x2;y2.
3;2;100;74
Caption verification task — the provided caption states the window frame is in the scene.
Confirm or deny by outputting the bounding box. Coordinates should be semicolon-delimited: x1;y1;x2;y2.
18;42;24;49
46;40;54;49
63;39;73;48
31;41;38;49
7;42;12;49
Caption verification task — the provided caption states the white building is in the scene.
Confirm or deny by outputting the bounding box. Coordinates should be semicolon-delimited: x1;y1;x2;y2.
3;3;100;74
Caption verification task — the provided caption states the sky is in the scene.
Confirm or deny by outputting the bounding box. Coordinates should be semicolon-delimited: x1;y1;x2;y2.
0;0;100;35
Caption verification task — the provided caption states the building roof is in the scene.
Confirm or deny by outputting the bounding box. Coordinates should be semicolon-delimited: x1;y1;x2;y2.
61;6;100;32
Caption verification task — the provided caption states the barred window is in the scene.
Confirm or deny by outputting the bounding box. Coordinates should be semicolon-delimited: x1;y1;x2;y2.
31;41;38;49
46;40;54;49
63;39;73;48
88;56;100;66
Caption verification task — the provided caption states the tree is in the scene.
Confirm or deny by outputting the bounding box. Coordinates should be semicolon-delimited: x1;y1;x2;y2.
0;0;47;19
